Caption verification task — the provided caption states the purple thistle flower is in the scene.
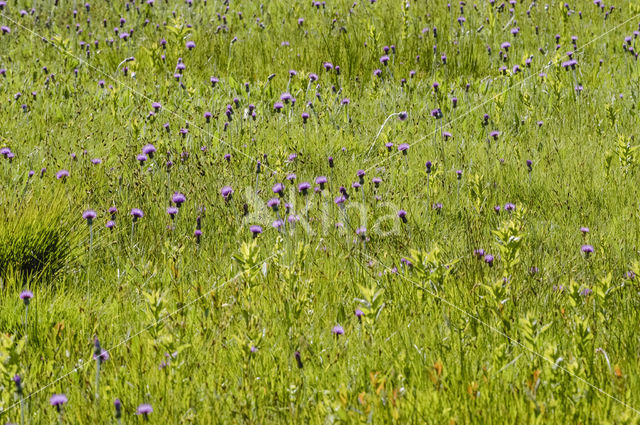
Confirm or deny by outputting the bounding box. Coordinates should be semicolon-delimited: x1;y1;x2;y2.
106;220;115;229
136;404;153;415
221;186;233;201
397;209;408;223
83;209;97;223
172;192;186;207
484;254;494;266
298;182;311;195
50;394;68;408
398;143;410;153
167;206;178;218
142;144;156;156
580;226;590;234
130;208;144;219
315;176;328;189
581;244;594;257
56;169;70;180
114;399;122;419
332;325;344;336
186;40;195;50
93;348;110;363
250;225;263;238
267;198;280;211
272;183;284;196
20;290;33;305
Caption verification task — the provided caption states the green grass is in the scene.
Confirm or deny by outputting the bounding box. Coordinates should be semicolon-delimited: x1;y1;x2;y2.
1;0;640;423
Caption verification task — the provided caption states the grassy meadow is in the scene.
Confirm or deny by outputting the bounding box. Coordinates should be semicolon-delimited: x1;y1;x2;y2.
2;0;640;423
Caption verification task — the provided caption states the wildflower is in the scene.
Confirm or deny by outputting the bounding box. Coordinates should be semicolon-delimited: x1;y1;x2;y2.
167;206;178;219
484;254;494;266
20;290;33;305
114;399;122;419
13;375;22;396
82;209;97;224
332;325;344;336
398;143;410;154
172;192;186;207
142;144;156;157
50;394;68;412
315;176;327;190
581;244;594;258
397;209;408;223
56;169;70;180
298;182;311;195
130;208;144;221
137;154;148;165
250;225;263;238
136;403;153;417
355;309;364;322
267;198;280;211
